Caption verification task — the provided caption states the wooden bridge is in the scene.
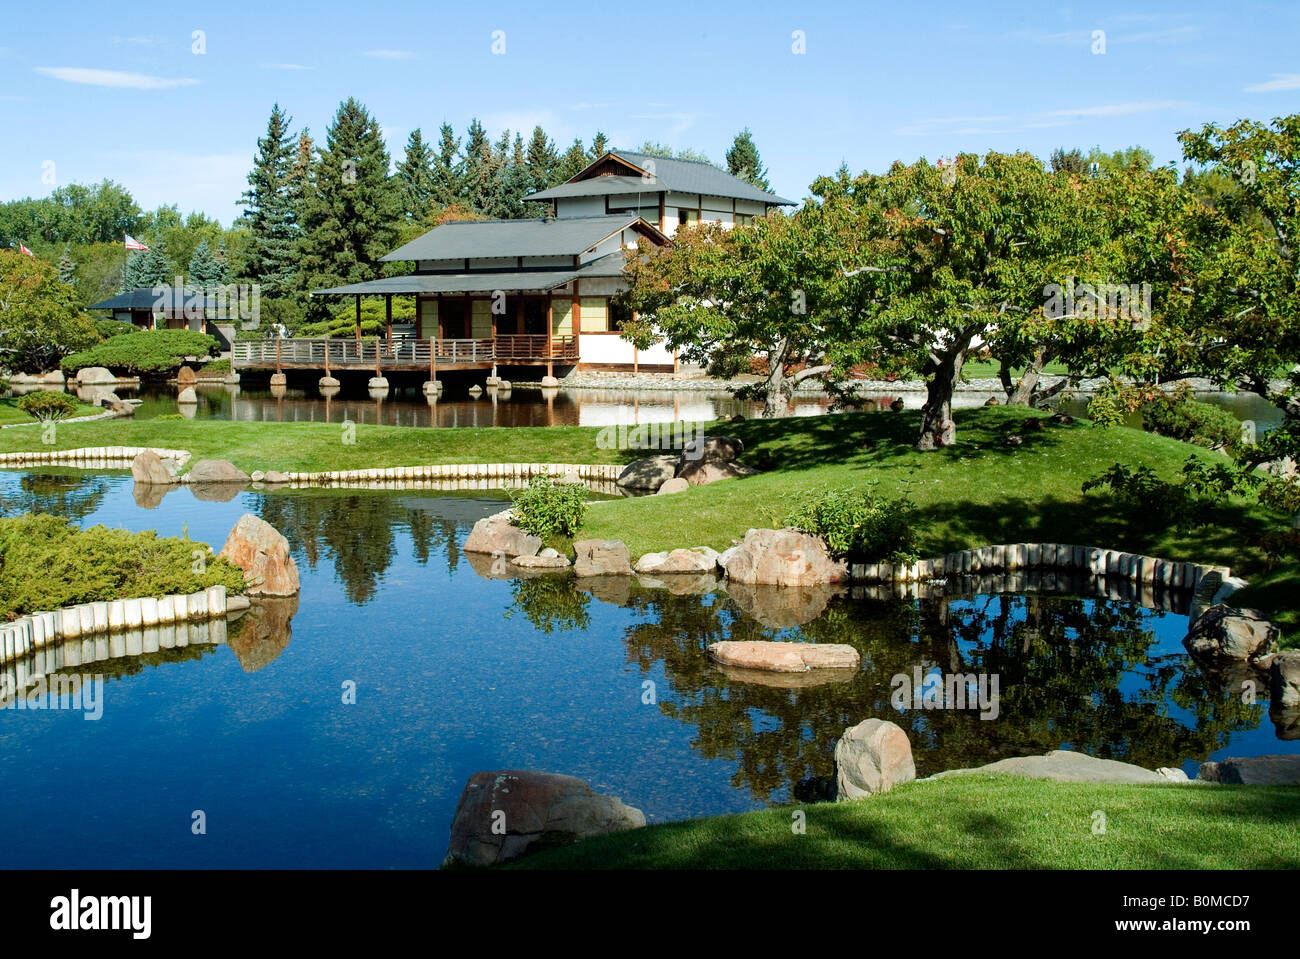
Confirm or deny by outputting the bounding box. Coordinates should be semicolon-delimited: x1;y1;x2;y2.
232;334;578;375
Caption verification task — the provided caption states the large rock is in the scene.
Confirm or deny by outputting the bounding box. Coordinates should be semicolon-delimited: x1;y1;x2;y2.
177;386;197;404
218;513;300;596
572;539;632;577
1270;650;1300;708
462;510;542;559
444;770;645;868
616;454;678;491
708;640;859;673
834;718;916;800
633;546;719;575
176;365;196;385
510;552;571;571
680;435;744;464
130;450;177;486
719;527;849;587
933;749;1167;784
1197;755;1300;785
656;477;689;495
187;459;251;484
1183;605;1278;663
674;459;757;487
76;366;116;385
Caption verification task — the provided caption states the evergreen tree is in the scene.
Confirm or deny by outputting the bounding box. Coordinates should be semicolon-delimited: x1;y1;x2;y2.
591;131;609;158
214;242;231;285
725;128;770;190
120;250;142;292
397;128;436;224
296;97;400;317
461;119;498;216
432;122;463;206
555;138;590;182
285;128;315;242
498;133;533;219
134;245;172;289
187;239;223;291
239;104;297;298
525;125;559;192
57;247;77;286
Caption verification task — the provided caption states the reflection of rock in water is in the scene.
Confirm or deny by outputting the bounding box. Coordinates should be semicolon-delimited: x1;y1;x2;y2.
226;595;299;672
714;662;858;689
464;549;513;581
634;572;720;595
1272;706;1300;741
132;480;173;510
577;575;632;607
724;581;840;628
189;482;248;503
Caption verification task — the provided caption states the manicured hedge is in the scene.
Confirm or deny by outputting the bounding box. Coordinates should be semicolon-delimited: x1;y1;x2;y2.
60;329;219;375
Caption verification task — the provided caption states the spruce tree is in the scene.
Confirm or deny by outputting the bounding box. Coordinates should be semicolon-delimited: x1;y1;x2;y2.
591;131;609;158
725;128;770;190
187;239;223;291
397;128;436;223
498;133;533;219
134;244;172;289
285;128;315;244
296;97;400;317
525;125;559;193
555;138;590;182
239;104;297;298
120;250;143;292
461;119;498;216
57;247;77;286
432;122;463;206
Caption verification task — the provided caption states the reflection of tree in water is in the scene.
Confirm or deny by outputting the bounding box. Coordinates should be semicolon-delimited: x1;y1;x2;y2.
256;493;460;605
506;574;591;633
615;586;1258;805
1;472;112;522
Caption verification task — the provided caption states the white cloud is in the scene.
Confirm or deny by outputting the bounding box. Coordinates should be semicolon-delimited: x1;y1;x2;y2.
262;63;312;71
35;67;198;90
1042;99;1195;119
897;101;1195;136
1244;73;1300;93
111;35;167;46
362;49;417;60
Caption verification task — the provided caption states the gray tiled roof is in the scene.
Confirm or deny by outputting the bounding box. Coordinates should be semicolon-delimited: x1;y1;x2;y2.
528;151;794;205
314;252;628;296
380;214;655;262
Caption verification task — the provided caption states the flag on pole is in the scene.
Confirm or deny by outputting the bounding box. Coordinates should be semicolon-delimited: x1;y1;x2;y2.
125;235;149;251
13;241;35;258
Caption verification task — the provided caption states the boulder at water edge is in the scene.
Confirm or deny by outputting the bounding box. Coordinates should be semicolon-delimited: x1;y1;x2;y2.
187;458;250;484
616;454;678;491
634;546;719;575
219;513;300;596
1270;650;1300;708
572;539;632;577
834;718;917;800
462;510;541;559
444;770;645;868
76;366;116;385
1183;604;1277;664
719;528;849;587
177;386;197;404
933;749;1168;784
131;450;177;486
1198;754;1300;785
709;640;859;673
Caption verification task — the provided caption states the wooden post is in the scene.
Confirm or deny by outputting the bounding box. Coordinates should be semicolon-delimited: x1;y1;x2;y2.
374;336;382;377
385;294;392;350
429;336;436;380
546;293;553;378
354;296;362;352
324;334;331;375
275;336;281;374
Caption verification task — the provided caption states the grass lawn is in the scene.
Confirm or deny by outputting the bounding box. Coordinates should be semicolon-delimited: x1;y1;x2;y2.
959;357;1074;380
506;774;1300;870
0;396;100;426
0;406;1292;638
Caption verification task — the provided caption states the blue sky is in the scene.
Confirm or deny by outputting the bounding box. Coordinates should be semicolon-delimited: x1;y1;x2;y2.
2;0;1297;226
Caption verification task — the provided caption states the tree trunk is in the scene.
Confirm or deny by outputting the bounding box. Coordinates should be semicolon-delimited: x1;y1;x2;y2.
917;349;964;450
762;338;793;418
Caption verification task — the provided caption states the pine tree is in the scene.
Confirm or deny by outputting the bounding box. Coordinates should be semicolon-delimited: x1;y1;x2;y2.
239;104;297;298
555;138;590;182
187;239;223;291
214;242;231;285
120;250;142;292
285;128;315;243
134;244;171;289
57;247;77;286
525;125;559;193
497;133;533;219
591;131;609;158
296;97;400;317
725;128;770;190
397;128;436;223
432;122;463;206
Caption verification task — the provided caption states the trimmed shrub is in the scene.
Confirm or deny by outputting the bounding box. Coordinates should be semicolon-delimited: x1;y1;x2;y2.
16;390;80;422
93;319;134;340
199;358;231;373
0;513;247;618
509;475;588;540
784;485;919;563
1141;387;1242;452
60;329;219;375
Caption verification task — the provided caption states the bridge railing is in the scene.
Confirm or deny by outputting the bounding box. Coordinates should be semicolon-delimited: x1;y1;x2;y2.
233;335;577;368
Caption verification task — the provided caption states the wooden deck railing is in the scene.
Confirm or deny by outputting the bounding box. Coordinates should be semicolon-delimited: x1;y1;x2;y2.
232;334;578;369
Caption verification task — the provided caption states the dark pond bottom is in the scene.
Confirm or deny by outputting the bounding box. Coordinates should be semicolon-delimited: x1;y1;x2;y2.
0;471;1294;868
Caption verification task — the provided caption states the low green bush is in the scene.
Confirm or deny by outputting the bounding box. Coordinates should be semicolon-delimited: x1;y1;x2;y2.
0;513;247;618
509;476;588;540
16;390;80;422
1141;386;1243;451
784;485;919;563
93;319;134;340
199;358;231;373
60;329;219;375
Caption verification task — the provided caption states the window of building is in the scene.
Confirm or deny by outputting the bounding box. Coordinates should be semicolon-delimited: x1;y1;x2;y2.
609;300;633;332
677;209;699;228
736;213;755;227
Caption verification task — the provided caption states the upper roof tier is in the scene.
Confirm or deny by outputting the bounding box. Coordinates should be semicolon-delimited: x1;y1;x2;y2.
380;214;666;263
526;150;794;206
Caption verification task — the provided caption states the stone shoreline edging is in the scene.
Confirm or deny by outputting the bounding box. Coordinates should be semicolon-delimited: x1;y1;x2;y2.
267;462;622;487
0;585;243;666
0;446;191;468
846;543;1230;595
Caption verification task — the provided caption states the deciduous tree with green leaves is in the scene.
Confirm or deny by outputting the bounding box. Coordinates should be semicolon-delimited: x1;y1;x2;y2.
0;249;98;373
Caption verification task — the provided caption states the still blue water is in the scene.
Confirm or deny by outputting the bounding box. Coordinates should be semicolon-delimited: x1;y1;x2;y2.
0;471;1294;868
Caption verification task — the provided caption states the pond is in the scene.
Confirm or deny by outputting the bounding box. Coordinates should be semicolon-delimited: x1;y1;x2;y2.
0;470;1294;868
